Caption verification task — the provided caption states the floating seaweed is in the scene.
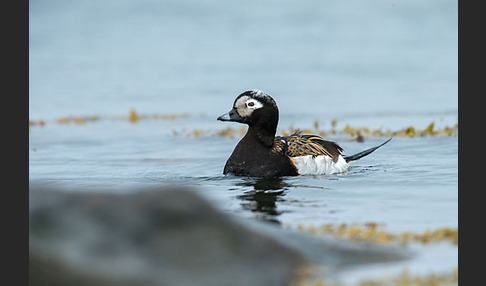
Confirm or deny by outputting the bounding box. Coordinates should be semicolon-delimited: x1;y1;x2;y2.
293;267;458;286
291;223;458;246
178;121;458;139
129;109;139;122
29;112;458;139
28;110;190;129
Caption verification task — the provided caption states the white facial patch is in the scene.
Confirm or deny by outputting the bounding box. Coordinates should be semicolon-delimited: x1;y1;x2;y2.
234;95;264;117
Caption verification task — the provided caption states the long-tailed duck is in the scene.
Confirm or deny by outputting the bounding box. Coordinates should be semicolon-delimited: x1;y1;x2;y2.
217;90;391;177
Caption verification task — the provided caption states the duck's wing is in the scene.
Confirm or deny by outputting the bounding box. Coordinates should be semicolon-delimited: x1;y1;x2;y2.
273;131;344;163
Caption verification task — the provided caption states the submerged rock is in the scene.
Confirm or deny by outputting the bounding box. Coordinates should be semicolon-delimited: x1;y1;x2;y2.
29;187;307;286
29;186;409;286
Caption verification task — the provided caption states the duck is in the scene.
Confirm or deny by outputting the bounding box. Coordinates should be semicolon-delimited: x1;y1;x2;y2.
217;90;391;177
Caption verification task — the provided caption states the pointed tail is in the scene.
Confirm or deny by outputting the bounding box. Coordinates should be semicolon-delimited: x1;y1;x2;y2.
344;137;392;163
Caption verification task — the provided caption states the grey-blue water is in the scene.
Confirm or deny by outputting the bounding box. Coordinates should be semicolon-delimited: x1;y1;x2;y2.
29;0;458;283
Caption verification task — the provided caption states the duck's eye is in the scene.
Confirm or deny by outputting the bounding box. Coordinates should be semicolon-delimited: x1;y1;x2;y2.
247;101;255;107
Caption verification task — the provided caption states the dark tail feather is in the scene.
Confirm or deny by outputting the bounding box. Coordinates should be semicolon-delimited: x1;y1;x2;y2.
344;137;392;163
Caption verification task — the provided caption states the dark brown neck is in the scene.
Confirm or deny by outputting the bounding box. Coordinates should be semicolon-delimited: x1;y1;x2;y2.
245;124;276;147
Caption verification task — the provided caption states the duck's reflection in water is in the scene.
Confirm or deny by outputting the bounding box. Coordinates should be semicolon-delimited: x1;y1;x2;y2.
236;177;289;224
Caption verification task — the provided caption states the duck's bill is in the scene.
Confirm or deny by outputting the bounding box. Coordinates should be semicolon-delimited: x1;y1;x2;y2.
217;108;244;122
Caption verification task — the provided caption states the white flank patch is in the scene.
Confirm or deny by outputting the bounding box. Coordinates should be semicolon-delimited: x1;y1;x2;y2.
293;155;349;175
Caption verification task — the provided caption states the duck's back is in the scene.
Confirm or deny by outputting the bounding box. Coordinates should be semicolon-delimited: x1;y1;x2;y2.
273;132;348;175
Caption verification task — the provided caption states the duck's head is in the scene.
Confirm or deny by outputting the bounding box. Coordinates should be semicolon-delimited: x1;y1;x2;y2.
217;90;278;128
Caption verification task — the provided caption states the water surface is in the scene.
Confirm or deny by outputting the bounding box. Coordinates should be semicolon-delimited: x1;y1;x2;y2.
29;0;457;283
